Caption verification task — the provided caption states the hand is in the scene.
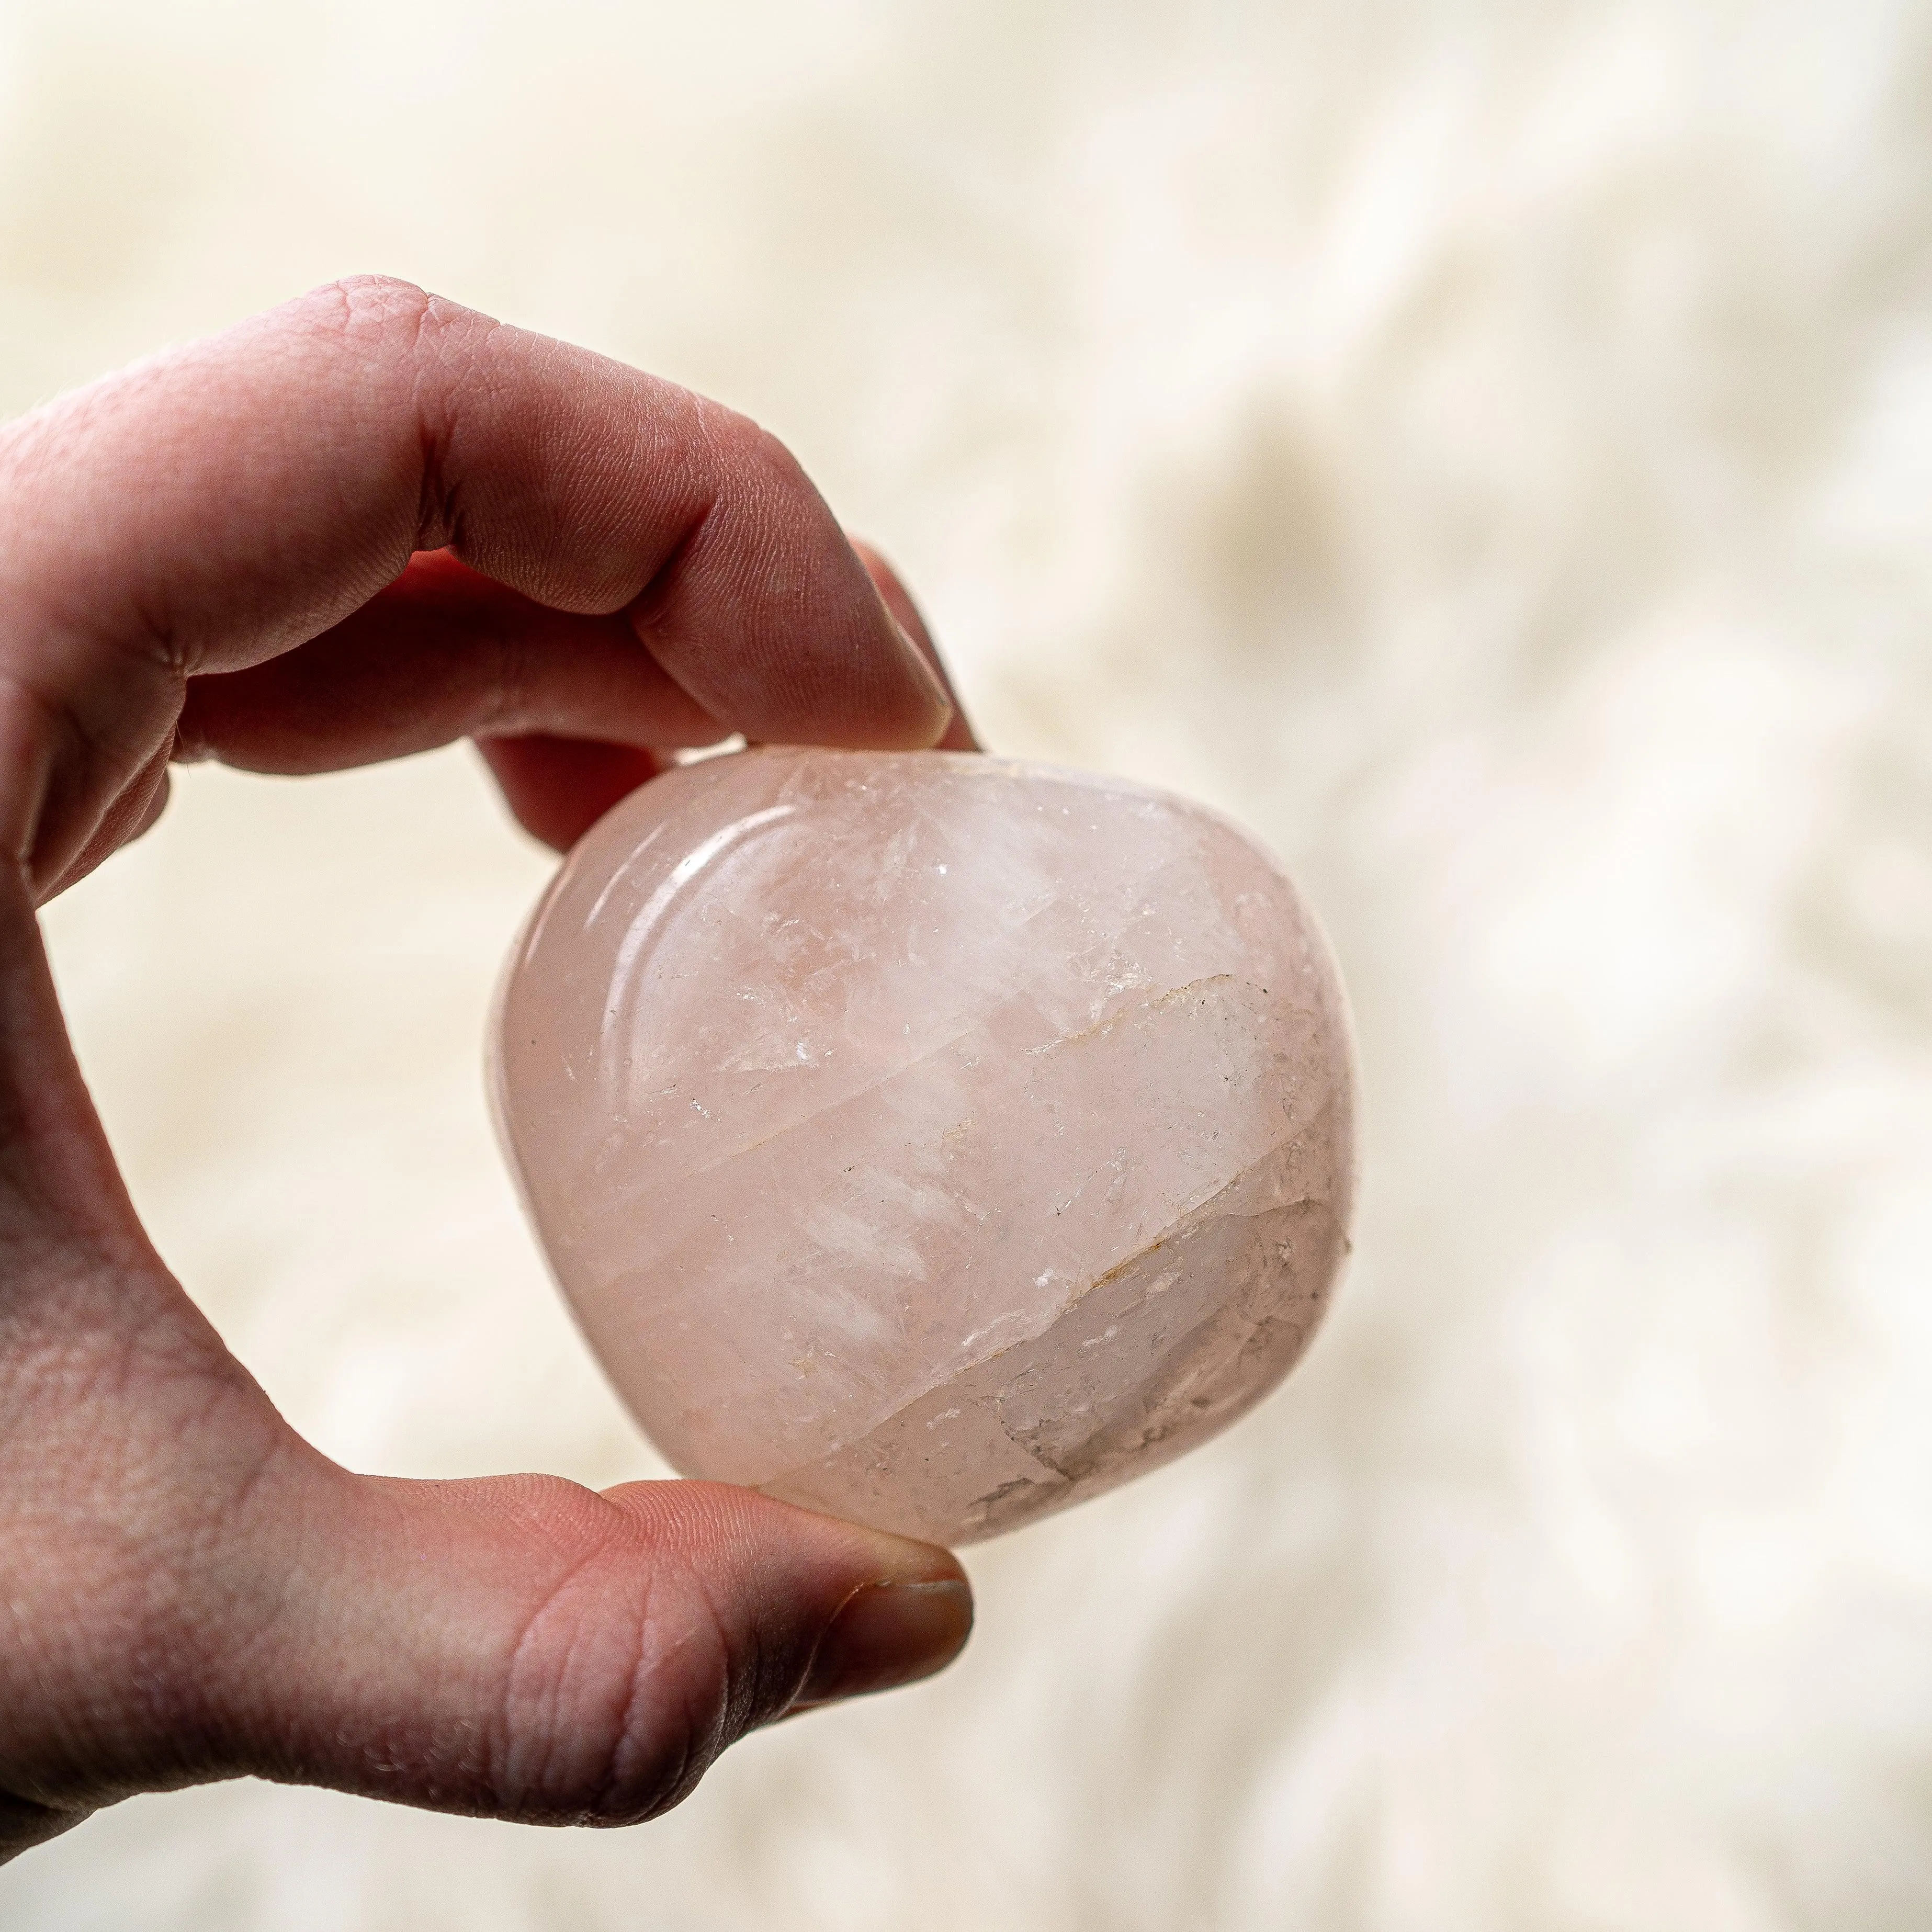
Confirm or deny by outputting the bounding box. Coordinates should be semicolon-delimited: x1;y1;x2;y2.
0;278;975;1861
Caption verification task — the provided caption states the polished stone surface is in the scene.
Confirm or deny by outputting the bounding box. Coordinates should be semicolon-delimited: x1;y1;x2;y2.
493;748;1355;1543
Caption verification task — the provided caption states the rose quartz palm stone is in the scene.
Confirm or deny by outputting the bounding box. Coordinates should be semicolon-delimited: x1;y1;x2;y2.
491;747;1355;1544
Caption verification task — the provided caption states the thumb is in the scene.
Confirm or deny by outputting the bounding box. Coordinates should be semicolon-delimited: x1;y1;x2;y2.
0;704;972;1848
191;1452;973;1824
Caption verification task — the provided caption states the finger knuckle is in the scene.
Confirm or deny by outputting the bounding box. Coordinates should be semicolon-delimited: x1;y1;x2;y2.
742;424;812;506
491;1508;764;1827
698;401;810;506
303;273;433;337
294;275;489;372
474;627;532;737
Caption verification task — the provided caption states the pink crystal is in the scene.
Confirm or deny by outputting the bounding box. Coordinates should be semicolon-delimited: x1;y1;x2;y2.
491;748;1356;1544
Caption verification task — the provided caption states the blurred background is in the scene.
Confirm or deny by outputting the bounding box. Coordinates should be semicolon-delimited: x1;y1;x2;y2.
3;0;1931;1925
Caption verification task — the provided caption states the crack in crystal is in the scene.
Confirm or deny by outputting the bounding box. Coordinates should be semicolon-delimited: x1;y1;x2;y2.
752;1114;1335;1500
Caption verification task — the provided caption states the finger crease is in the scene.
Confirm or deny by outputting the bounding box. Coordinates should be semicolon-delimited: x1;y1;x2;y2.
627;493;720;639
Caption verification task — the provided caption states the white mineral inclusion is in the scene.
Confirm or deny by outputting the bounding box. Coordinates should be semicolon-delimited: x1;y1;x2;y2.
491;747;1357;1544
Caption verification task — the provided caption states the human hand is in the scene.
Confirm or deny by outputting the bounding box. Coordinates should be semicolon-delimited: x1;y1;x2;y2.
0;278;974;1861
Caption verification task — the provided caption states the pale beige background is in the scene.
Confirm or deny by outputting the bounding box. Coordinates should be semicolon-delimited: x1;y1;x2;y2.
4;1;1932;1926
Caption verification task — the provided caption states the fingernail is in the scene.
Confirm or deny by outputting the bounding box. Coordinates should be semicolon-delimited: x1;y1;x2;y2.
890;619;956;743
797;1579;974;1706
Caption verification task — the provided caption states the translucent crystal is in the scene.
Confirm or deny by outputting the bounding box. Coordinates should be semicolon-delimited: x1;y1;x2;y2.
491;748;1356;1543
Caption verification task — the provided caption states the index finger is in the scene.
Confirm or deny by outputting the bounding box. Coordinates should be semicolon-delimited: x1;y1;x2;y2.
0;276;952;892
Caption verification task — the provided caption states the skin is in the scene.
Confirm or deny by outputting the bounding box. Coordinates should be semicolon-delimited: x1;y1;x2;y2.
0;277;979;1862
